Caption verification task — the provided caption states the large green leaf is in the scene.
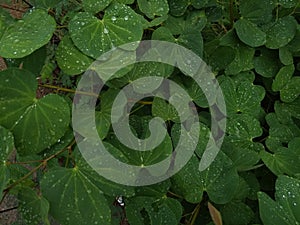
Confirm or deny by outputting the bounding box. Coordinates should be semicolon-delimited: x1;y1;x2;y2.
41;166;111;225
258;175;300;225
18;187;50;225
0;126;14;200
56;36;93;75
137;0;169;19
234;19;266;47
171;153;239;204
0;68;70;155
69;3;143;58
265;16;297;49
0;9;56;58
261;137;300;177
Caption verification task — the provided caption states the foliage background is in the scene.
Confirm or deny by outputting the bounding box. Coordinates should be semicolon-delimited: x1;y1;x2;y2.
0;0;299;225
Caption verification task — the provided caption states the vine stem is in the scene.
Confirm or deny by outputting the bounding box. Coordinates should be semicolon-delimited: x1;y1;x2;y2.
39;83;153;105
0;3;27;12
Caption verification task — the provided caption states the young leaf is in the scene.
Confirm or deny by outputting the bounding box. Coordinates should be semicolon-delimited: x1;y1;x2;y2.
0;9;56;58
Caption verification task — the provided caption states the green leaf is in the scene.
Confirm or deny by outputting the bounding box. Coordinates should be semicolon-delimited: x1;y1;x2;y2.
108;61;174;88
219;74;265;117
254;48;281;77
171;153;239;204
18;187;50;225
265;112;300;151
258;175;300;225
41;166;111;225
239;0;274;24
152;97;180;123
221;201;254;225
0;68;70;155
82;0;112;14
56;36;93;75
152;26;203;57
272;64;295;91
206;45;235;72
234;19;266;47
279;46;293;65
278;0;299;8
0;9;56;58
137;0;169;19
0;126;14;200
168;0;189;16
261;137;300;177
126;196;183;225
266;16;297;49
69;3;143;58
225;45;254;75
5;46;47;75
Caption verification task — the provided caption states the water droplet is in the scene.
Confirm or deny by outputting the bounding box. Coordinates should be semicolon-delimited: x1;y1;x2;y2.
111;16;117;22
124;16;129;21
103;28;109;34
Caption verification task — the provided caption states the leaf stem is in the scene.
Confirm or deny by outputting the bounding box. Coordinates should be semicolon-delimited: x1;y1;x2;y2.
189;203;201;225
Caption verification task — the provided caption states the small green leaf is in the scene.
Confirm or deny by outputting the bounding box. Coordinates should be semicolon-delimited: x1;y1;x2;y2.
254;48;281;77
82;0;112;14
56;36;93;75
221;201;254;225
0;9;56;58
266;16;297;49
225;45;254;75
137;0;169;19
234;19;266;47
69;3;143;58
126;196;182;225
41;166;111;225
272;64;295;91
18;187;50;225
261;137;300;176
258;175;300;225
279;46;293;65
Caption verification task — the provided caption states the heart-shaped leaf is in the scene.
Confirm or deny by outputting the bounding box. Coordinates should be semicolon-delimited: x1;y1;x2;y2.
0;9;56;58
0;68;70;155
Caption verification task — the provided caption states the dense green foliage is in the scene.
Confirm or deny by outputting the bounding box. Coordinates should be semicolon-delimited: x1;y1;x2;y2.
0;0;300;224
